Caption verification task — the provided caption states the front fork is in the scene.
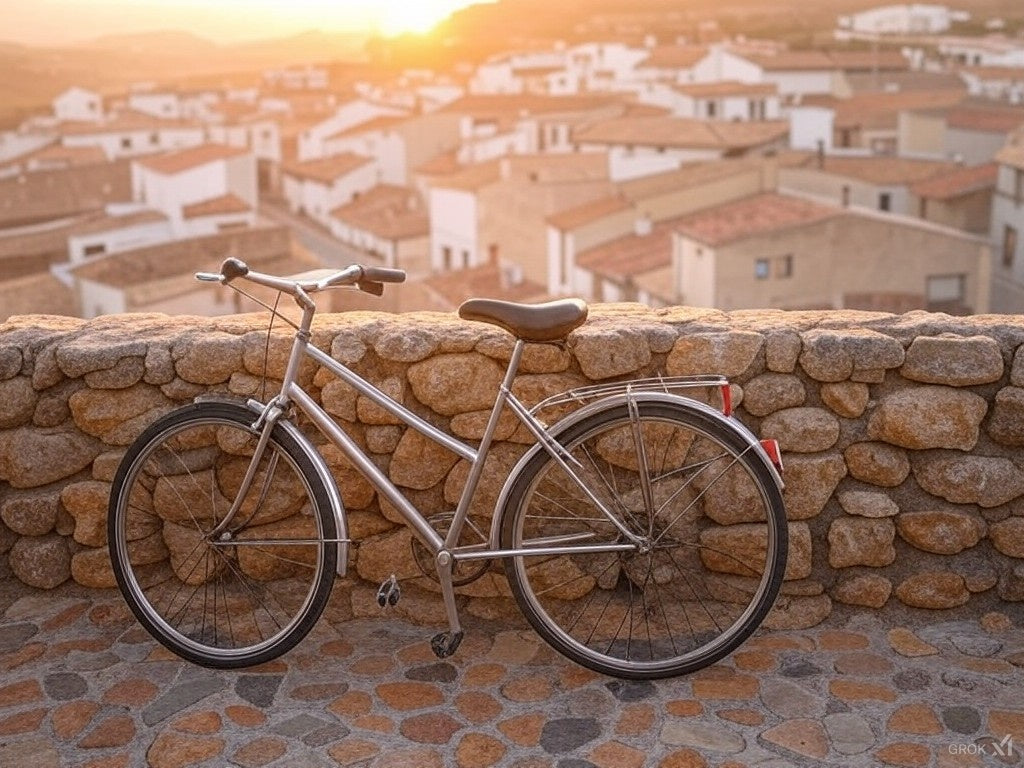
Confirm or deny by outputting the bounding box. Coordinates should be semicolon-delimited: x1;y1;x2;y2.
206;398;286;540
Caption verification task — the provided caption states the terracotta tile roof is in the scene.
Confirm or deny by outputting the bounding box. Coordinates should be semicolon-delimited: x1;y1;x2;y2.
573;117;787;150
281;153;373;183
641;46;709;69
546;196;631;229
575;221;675;278
960;65;1024;81
793;155;955;185
182;194;251;219
805;90;966;130
910;163;997;199
59;110;199;136
324;115;406;142
946;106;1024;133
0;272;78;322
25;144;107;167
740;50;836;71
996;143;1024;170
432;161;501;192
69;225;299;287
414;150;461;176
135;143;250;175
330;184;428;239
439;94;621;120
422;262;547;307
432;152;608;192
69;209;167;235
674;192;840;247
825;50;909;72
675;81;777;98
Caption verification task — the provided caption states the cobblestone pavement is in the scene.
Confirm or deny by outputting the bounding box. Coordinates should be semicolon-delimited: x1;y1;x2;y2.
0;577;1022;768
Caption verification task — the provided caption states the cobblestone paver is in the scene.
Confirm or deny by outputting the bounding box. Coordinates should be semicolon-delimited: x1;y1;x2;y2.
0;578;1021;768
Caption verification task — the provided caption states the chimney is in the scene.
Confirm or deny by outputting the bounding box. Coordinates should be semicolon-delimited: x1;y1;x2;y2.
499;157;511;180
634;217;653;237
816;139;825;169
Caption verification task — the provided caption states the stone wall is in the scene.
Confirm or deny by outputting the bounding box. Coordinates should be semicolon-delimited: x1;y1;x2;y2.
1;306;1023;629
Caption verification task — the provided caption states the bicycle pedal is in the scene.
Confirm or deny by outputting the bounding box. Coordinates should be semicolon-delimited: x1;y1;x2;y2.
376;574;400;608
429;630;464;659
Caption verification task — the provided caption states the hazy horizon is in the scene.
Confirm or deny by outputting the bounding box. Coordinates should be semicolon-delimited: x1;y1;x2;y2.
2;0;491;47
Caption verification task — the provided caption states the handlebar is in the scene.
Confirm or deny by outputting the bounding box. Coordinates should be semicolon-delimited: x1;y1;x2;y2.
195;258;406;298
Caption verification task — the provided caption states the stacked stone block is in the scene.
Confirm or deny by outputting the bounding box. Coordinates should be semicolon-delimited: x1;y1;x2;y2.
0;306;1023;629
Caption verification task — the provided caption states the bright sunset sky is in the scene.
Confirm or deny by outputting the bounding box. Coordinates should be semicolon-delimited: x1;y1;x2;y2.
3;0;488;45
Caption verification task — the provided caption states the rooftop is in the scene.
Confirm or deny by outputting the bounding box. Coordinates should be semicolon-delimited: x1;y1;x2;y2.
281;153;374;184
807;90;966;130
996;142;1024;170
641;46;709;69
182;194;251;220
791;155;955;186
910;163;997;200
674;192;840;247
135;143;250;175
573;116;787;150
546;196;632;230
68;209;167;236
330;184;428;240
422;262;547;307
59;110;200;137
675;81;778;98
946;106;1024;133
324;116;407;142
575;219;676;279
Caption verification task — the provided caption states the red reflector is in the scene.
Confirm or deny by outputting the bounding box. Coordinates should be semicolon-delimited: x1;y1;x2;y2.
760;439;783;470
720;384;732;417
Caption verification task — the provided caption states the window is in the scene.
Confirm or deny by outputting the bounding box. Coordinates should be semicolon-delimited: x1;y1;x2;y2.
775;254;793;278
755;259;770;279
926;273;968;314
841;186;851;207
149;132;159;145
83;243;106;257
442;246;452;270
1004;225;1018;268
878;192;891;212
706;101;717;119
120;137;132;150
1016;169;1024;204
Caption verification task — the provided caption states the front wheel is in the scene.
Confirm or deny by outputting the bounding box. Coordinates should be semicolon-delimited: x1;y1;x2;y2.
499;399;787;679
108;401;338;668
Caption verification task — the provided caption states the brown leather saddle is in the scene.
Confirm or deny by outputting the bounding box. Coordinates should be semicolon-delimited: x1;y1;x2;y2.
458;298;588;342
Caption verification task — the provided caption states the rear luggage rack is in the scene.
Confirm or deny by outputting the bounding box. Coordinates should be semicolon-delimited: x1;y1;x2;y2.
530;375;732;416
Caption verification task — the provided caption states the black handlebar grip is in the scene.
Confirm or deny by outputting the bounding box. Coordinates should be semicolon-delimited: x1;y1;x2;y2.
221;257;249;282
361;266;406;283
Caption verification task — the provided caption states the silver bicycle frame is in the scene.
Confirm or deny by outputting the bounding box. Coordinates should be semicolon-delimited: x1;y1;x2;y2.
223;299;641;574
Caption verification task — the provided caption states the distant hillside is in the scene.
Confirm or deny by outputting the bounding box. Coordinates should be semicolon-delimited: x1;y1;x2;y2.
0;29;369;127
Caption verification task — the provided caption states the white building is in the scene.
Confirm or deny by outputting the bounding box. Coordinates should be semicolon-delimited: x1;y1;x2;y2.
671;82;781;121
60;114;205;161
128;92;181;120
66;208;171;264
838;4;969;36
938;37;1024;68
329;184;430;275
131;143;257;238
281;154;378;228
53;87;103;123
991;138;1024;312
298;100;408;161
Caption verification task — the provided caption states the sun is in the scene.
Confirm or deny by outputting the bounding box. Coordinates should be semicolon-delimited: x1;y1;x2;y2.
371;0;470;36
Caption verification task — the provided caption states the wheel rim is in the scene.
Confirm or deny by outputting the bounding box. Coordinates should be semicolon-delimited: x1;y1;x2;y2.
509;409;782;675
112;416;328;662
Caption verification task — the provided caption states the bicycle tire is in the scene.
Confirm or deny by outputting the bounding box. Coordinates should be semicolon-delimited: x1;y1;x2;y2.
499;398;787;679
108;400;338;668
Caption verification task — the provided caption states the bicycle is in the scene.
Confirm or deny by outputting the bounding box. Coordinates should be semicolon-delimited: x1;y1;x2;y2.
108;257;788;680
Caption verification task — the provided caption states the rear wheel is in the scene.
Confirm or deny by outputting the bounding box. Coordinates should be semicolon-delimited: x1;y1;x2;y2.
500;399;786;679
108;401;337;668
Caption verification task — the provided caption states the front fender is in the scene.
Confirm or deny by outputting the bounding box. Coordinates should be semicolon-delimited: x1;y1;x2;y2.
488;391;784;549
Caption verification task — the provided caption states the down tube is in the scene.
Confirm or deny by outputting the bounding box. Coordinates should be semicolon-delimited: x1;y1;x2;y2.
286;383;446;553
